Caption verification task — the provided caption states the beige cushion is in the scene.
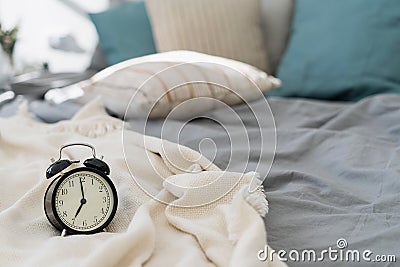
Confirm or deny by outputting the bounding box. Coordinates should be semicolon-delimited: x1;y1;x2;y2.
78;51;280;119
145;0;269;72
261;0;294;74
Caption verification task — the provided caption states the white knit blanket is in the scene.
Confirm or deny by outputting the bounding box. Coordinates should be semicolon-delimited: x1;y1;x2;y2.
0;100;285;267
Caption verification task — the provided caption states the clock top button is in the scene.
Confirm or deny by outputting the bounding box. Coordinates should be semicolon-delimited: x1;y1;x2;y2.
83;158;110;175
46;160;72;178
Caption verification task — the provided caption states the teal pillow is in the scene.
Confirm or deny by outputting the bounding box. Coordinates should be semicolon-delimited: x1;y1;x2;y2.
269;0;400;101
89;2;156;66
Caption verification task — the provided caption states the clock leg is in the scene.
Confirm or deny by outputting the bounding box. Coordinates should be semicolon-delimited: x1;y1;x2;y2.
103;228;107;232
61;229;67;237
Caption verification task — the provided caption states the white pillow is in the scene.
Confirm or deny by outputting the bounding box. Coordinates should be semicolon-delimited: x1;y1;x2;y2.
145;0;269;72
77;51;280;119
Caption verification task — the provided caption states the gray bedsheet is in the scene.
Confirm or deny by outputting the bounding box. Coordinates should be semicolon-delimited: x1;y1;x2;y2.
1;94;399;266
128;94;400;267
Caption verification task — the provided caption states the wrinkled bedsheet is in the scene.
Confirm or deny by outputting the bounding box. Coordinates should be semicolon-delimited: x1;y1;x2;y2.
128;94;400;267
2;93;400;266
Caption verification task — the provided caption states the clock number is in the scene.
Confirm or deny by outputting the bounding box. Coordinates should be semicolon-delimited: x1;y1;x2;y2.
82;220;87;227
62;211;67;217
94;216;98;223
58;200;64;206
99;185;103;192
81;177;85;183
61;188;68;195
68;180;74;187
101;208;106;215
91;178;94;185
103;196;107;203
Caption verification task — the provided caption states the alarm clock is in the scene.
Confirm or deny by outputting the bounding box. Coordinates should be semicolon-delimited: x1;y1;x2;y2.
44;143;118;236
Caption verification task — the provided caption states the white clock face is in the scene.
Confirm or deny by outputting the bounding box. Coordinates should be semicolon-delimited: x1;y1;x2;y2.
54;171;115;232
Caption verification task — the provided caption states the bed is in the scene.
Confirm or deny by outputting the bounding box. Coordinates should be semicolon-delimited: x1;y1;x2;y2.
151;95;400;266
130;94;400;266
1;92;399;266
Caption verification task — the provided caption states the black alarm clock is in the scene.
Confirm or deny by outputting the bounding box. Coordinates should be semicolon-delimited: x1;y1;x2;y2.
44;143;118;236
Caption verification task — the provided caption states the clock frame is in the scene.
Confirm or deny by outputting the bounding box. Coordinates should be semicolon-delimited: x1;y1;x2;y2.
44;167;118;235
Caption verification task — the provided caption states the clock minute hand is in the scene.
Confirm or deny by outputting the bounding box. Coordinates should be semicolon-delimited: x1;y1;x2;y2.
74;178;87;220
79;177;85;199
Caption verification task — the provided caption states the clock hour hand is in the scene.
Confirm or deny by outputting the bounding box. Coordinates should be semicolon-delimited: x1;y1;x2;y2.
74;203;83;219
73;198;87;219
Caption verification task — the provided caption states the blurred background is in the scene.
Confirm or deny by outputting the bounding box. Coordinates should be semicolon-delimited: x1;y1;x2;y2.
0;0;111;73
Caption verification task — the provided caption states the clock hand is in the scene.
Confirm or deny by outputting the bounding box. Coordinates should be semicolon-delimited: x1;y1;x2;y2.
74;203;83;219
79;177;85;199
73;177;87;221
73;198;87;219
